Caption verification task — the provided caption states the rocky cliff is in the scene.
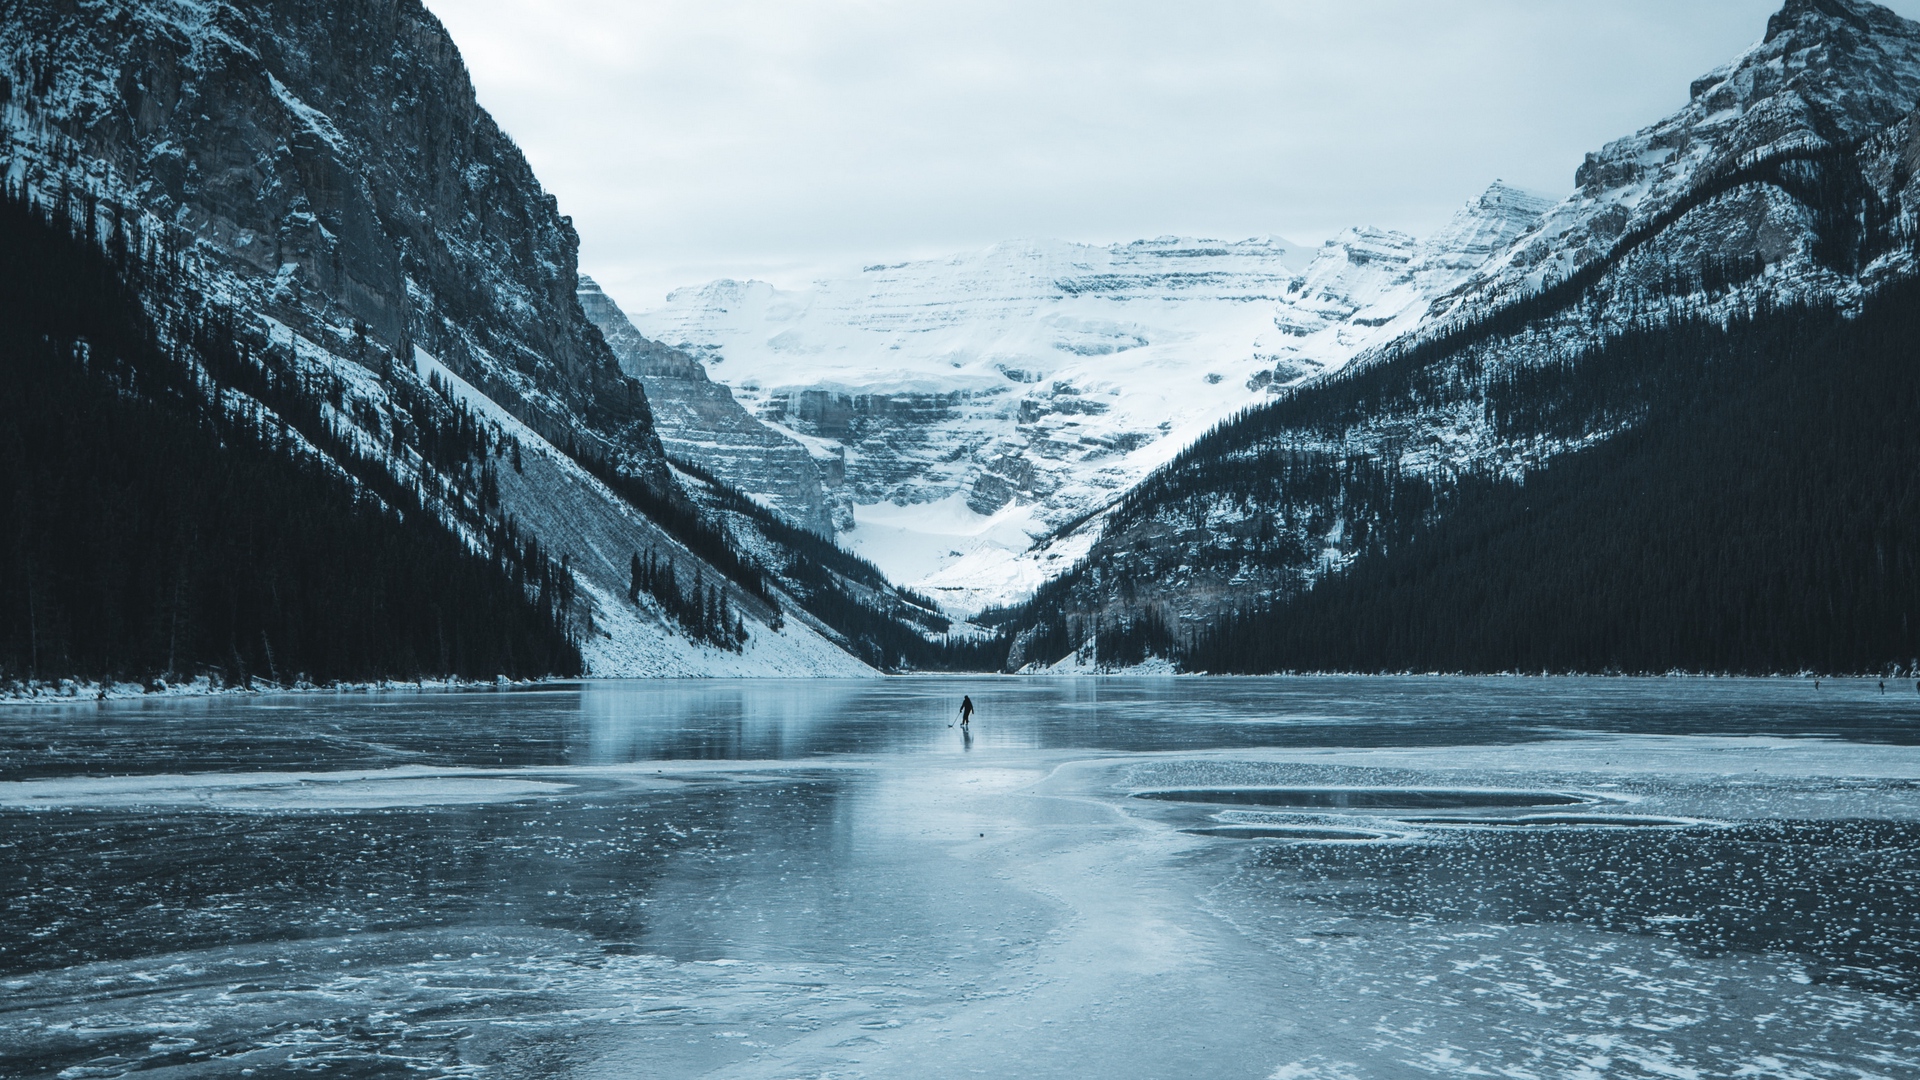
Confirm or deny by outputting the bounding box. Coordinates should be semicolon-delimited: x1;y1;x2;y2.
577;277;837;535
0;0;664;479
1443;0;1920;319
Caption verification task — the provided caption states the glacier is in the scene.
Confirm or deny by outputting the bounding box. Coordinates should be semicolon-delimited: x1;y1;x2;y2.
628;184;1552;614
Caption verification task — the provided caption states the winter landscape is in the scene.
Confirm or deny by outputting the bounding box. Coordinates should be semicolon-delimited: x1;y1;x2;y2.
5;0;1920;1076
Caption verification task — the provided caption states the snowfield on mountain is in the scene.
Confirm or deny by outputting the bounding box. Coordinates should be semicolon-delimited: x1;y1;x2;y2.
629;185;1552;614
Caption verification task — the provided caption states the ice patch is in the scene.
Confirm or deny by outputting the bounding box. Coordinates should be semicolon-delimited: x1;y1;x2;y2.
1135;787;1590;810
1184;825;1390;842
0;767;572;810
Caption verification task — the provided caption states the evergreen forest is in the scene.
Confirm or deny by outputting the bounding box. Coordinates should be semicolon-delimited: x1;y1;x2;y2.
1186;275;1920;674
0;185;582;687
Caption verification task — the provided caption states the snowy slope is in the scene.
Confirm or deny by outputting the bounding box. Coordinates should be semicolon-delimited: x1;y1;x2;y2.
630;185;1550;613
411;352;873;677
578;278;837;535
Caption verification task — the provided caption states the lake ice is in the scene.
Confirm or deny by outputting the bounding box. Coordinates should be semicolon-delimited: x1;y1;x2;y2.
1;677;1916;1078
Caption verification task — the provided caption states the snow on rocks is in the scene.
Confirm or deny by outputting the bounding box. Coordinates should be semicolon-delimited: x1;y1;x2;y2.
627;190;1550;611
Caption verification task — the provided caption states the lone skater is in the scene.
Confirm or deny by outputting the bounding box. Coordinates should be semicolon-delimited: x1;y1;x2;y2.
959;695;975;730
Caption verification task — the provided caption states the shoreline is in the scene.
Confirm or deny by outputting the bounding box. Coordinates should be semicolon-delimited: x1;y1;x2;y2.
0;674;556;706
6;669;1914;707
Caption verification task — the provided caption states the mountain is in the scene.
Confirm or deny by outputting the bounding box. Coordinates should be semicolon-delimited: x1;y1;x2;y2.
577;277;837;535
0;0;891;678
997;0;1920;672
628;184;1552;613
1;0;662;474
1189;277;1920;675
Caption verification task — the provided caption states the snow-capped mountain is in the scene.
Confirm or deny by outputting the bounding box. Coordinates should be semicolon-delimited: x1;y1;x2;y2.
0;0;875;676
629;184;1551;613
999;0;1920;668
1451;0;1920;315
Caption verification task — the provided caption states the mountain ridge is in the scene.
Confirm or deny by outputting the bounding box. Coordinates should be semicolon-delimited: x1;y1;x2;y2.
993;0;1920;670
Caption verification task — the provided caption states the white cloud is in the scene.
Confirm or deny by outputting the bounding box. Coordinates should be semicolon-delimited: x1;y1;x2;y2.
425;0;1920;309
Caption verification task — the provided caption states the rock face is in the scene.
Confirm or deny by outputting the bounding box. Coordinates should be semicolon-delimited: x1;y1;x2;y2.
0;0;664;479
1010;0;1920;662
632;195;1549;611
577;277;838;535
1446;0;1920;317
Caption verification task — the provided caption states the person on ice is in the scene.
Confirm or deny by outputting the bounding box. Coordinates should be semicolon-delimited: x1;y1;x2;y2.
959;695;975;729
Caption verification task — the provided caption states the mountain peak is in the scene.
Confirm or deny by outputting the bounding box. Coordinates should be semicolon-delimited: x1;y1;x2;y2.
1471;180;1554;216
1766;0;1918;43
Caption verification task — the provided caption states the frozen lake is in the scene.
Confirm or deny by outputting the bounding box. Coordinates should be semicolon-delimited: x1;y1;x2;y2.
3;677;1919;1078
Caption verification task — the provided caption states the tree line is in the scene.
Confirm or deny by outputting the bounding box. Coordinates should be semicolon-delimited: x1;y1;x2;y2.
628;546;747;651
0;180;582;686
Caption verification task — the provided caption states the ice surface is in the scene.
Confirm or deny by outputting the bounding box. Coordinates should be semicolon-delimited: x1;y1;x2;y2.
2;678;1918;1078
0;768;574;810
1134;786;1589;809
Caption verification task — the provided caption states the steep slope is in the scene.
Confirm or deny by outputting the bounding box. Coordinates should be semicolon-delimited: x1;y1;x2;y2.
1003;0;1920;670
1192;278;1920;674
630;185;1551;612
0;185;581;687
1;0;663;475
577;277;836;535
0;0;875;676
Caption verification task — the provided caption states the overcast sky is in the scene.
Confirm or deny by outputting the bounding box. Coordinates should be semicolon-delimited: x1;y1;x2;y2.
426;0;1920;310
